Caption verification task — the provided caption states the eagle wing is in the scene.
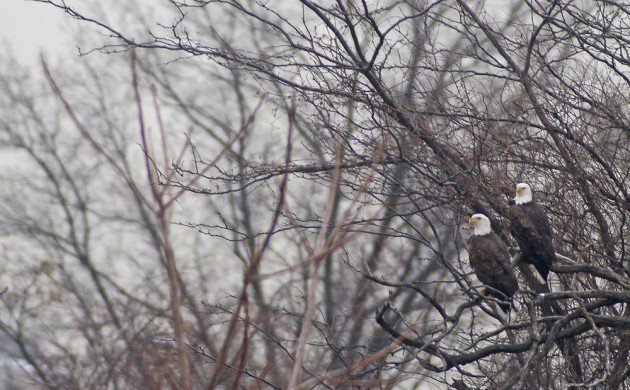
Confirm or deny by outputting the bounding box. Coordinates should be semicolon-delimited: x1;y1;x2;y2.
509;202;556;272
532;202;553;236
469;234;518;297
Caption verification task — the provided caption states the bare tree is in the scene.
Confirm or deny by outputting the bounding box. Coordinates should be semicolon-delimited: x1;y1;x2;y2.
0;0;628;388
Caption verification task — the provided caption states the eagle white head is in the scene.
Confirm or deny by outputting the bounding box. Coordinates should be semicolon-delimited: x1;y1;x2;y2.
514;183;533;205
468;213;492;236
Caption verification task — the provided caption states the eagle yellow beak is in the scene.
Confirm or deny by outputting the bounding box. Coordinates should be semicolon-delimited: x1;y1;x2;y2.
468;216;476;225
516;188;524;194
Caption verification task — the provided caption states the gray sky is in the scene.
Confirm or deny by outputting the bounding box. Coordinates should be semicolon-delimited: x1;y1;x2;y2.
1;1;72;65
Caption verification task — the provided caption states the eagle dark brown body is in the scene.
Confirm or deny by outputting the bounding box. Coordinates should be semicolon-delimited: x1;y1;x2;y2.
468;233;519;312
508;201;556;281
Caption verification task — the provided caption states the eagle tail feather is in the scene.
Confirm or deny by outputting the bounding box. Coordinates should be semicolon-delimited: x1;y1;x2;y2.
533;261;549;281
483;288;513;314
498;301;511;314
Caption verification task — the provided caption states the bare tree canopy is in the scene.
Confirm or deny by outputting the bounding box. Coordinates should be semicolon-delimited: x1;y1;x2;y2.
0;0;628;388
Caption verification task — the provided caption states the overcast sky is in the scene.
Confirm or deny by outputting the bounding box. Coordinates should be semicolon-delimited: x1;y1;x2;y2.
1;1;72;65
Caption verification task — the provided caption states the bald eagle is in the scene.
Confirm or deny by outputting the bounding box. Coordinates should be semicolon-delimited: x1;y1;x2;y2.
508;183;556;281
468;214;519;313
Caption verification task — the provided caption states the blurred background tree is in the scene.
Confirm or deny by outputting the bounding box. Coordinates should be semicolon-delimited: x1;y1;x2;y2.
0;0;627;388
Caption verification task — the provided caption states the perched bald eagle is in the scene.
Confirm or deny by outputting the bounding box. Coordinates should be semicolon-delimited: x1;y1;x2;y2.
508;183;556;281
468;214;519;313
